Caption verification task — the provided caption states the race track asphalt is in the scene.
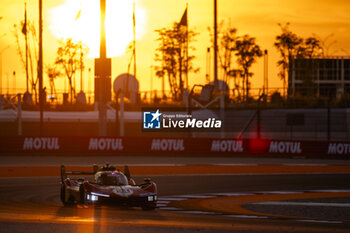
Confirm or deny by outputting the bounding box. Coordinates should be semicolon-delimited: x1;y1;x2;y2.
0;155;350;233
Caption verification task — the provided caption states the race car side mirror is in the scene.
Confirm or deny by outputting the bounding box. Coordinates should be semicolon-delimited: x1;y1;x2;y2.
144;178;151;183
124;165;131;179
77;178;85;183
128;178;136;186
93;164;98;174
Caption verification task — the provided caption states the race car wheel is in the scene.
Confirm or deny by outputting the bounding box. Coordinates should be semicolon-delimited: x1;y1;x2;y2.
60;185;65;203
61;184;74;205
79;185;86;204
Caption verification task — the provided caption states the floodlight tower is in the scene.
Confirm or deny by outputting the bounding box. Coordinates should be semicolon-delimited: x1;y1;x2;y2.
95;0;111;136
213;0;218;85
38;0;44;135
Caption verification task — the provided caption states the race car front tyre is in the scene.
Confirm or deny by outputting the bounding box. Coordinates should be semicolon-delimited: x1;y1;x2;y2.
79;185;86;204
61;184;74;205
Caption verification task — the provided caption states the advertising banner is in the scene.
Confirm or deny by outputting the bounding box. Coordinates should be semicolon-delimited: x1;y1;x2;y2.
0;136;348;158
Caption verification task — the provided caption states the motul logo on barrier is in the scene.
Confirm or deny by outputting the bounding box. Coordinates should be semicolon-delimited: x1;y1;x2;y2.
211;140;243;152
88;138;124;151
151;139;184;151
23;137;60;150
328;143;350;155
269;141;302;154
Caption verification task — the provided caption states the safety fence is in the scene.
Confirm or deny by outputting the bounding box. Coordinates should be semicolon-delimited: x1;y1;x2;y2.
0;136;349;158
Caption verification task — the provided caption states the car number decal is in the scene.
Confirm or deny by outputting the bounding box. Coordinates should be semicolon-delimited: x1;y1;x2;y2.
113;187;133;197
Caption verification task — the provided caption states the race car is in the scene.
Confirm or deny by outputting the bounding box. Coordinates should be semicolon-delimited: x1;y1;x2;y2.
60;164;157;210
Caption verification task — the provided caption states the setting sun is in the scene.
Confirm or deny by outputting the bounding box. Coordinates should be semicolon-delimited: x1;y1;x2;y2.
49;0;146;58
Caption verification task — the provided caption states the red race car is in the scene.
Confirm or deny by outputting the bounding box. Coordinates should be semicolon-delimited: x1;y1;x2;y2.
60;164;157;210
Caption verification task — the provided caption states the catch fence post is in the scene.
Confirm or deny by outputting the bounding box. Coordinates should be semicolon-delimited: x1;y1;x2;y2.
17;94;22;135
327;98;331;141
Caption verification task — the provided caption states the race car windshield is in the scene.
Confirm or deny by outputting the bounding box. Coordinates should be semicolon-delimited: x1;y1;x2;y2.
96;172;128;186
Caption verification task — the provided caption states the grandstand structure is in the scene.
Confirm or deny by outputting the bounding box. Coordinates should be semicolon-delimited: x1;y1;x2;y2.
288;56;350;99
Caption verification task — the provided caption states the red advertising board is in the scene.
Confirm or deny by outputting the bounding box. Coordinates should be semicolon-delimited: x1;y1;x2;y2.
0;136;348;158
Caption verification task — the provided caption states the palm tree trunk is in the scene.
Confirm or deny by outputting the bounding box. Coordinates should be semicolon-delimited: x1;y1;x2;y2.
242;76;245;102
245;73;249;101
68;78;73;104
283;73;286;98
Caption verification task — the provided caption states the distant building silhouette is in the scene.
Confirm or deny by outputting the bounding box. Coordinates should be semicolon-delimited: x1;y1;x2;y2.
289;57;350;99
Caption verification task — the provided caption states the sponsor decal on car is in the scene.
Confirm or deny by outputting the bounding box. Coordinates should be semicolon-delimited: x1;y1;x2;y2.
113;186;133;197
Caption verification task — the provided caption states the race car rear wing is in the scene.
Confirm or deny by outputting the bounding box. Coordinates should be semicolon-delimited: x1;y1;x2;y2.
60;164;131;183
60;164;98;182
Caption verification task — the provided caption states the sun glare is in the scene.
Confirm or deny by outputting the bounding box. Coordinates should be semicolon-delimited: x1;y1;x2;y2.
49;0;146;58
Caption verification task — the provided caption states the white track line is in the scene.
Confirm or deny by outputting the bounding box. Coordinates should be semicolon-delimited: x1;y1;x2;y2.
159;190;350;223
226;215;269;219
173;195;216;199
296;219;343;224
212;163;259;166
177;211;220;215
253;191;304;194
158;197;186;201
310;189;350;193
254;201;350;208
282;163;329;166
159;207;182;211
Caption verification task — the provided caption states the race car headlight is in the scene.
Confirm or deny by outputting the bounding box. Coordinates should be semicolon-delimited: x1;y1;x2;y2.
87;194;98;201
148;195;157;202
91;192;110;198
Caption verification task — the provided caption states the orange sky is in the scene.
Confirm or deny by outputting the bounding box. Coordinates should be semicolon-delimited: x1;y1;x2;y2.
0;0;350;97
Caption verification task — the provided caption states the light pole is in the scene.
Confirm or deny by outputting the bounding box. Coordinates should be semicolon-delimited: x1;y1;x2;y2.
80;41;83;92
263;49;268;97
0;46;9;95
213;0;218;85
12;71;16;95
150;65;153;101
95;0;111;136
38;0;44;135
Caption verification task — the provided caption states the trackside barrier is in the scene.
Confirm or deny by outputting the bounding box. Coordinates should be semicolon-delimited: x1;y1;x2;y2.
0;136;349;158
